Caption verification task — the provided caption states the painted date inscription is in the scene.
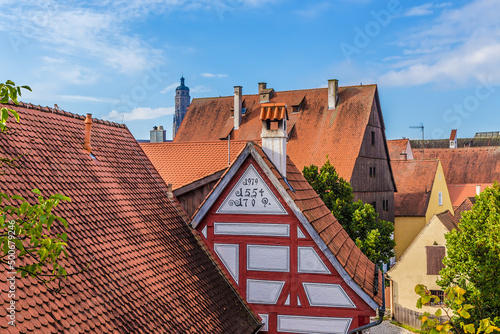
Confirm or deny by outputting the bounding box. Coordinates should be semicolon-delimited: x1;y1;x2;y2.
229;178;271;208
217;164;287;215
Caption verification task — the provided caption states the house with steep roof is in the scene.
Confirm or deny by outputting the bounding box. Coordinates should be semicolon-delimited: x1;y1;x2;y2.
0;102;261;333
173;80;396;223
387;195;476;327
391;159;453;259
387;139;413;161
412;146;500;208
140;140;248;217
186;106;384;334
387;210;455;323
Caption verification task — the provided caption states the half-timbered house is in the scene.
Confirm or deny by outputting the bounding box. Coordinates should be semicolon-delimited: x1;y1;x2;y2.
189;104;383;334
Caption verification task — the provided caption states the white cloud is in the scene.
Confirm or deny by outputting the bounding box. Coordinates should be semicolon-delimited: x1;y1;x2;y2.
201;73;228;78
161;83;180;94
380;0;500;86
106;107;175;121
59;95;120;104
190;85;212;93
404;4;434;16
404;2;452;16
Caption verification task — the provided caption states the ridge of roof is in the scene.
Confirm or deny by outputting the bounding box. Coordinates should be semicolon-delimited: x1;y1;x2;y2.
10;100;126;129
190;84;377;101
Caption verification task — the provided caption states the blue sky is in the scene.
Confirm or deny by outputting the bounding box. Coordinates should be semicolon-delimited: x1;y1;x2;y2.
1;0;499;140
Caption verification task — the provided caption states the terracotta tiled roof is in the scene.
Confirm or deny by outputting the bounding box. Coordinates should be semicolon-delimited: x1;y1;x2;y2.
174;85;379;181
193;142;383;307
436;210;457;231
449;129;457;141
140;141;247;190
0;102;260;333
453;196;476;223
413;147;500;184
448;183;491;207
259;103;287;121
391;160;439;216
387;139;410;161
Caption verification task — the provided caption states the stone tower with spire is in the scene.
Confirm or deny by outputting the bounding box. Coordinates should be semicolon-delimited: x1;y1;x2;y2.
172;76;190;138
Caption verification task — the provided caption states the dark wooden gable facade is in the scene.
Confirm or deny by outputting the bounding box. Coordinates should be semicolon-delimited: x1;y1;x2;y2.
191;142;382;334
350;94;395;222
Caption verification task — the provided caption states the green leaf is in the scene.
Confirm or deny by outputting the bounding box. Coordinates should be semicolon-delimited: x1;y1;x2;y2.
56;216;68;229
435;309;442;317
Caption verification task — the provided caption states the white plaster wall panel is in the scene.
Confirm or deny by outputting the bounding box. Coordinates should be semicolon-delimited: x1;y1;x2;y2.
277;315;352;334
216;165;287;215
201;225;207;238
258;314;269;332
284;294;290;305
214;222;290;237
297;295;301;306
214;244;239;284
247;245;290;272
302;282;355;308
297;226;306;239
297;247;331;274
247;279;285;304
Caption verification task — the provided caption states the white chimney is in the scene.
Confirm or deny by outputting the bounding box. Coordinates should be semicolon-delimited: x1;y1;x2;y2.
260;103;287;178
328;79;339;110
476;185;481;195
449;129;457;148
234;86;242;129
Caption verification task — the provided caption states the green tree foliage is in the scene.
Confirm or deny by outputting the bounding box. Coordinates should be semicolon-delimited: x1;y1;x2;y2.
302;158;395;264
437;182;500;330
415;284;500;334
0;80;77;292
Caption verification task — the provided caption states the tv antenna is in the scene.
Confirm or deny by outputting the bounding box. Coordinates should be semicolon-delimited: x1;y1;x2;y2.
410;123;424;142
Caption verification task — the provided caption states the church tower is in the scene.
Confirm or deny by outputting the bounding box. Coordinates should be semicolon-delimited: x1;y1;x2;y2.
173;76;190;138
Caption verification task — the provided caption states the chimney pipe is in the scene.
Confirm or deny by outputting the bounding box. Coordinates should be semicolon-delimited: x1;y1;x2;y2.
328;79;339;110
258;82;267;94
234;86;242;130
260;103;287;178
84;113;92;153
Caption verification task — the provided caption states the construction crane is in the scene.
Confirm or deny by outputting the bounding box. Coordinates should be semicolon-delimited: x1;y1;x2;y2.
410;123;424;142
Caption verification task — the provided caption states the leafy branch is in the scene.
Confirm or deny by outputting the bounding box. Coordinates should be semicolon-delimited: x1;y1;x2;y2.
415;284;500;334
0;79;31;132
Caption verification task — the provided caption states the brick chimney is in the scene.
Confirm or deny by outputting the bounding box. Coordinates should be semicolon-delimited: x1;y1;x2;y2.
449;129;457;148
328;79;339;110
83;113;92;153
259;82;274;103
234;86;242;130
260;103;287;177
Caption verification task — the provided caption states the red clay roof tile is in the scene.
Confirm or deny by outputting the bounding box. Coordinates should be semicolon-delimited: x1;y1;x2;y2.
174;85;378;181
0;103;260;333
391;159;439;216
387;139;410;161
413;147;500;184
140;140;247;190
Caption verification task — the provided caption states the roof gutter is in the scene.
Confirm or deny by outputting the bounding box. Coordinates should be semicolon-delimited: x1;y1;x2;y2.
348;265;386;334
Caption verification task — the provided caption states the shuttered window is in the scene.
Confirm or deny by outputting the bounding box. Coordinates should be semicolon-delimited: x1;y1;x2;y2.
426;246;445;275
